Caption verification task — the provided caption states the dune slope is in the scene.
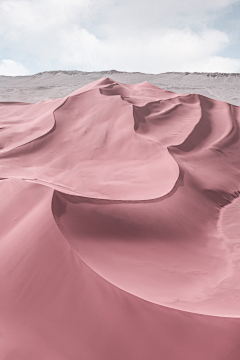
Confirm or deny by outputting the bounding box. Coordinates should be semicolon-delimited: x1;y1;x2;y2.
0;77;240;359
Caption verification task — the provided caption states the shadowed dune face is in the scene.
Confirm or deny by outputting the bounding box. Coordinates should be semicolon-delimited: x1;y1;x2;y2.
1;77;240;359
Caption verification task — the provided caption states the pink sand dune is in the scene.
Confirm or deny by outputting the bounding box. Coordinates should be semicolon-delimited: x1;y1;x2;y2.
0;78;240;359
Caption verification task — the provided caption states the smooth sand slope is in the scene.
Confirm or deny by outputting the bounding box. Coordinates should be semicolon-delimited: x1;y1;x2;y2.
0;74;240;360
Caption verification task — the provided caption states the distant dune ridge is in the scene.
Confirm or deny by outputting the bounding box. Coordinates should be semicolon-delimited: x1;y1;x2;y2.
0;72;240;360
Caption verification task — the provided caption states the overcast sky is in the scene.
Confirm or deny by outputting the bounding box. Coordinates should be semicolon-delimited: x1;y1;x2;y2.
0;0;240;76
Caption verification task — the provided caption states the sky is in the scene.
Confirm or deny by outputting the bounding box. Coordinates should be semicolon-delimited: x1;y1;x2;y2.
0;0;240;76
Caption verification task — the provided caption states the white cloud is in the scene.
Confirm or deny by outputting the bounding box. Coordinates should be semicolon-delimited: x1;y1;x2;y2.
55;27;240;74
188;56;240;73
0;59;29;76
0;0;240;74
101;0;240;33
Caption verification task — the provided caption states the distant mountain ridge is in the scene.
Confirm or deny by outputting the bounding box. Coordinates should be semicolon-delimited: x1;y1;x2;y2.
1;70;240;105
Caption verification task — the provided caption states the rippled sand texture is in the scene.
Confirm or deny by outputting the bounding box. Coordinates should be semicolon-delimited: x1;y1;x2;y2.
1;77;240;360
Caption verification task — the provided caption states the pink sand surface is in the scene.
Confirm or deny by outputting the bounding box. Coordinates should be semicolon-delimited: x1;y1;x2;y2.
0;78;240;359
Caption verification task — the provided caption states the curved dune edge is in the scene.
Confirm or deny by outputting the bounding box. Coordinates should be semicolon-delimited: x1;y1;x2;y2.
1;179;240;360
1;78;240;358
0;77;204;201
0;98;66;153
